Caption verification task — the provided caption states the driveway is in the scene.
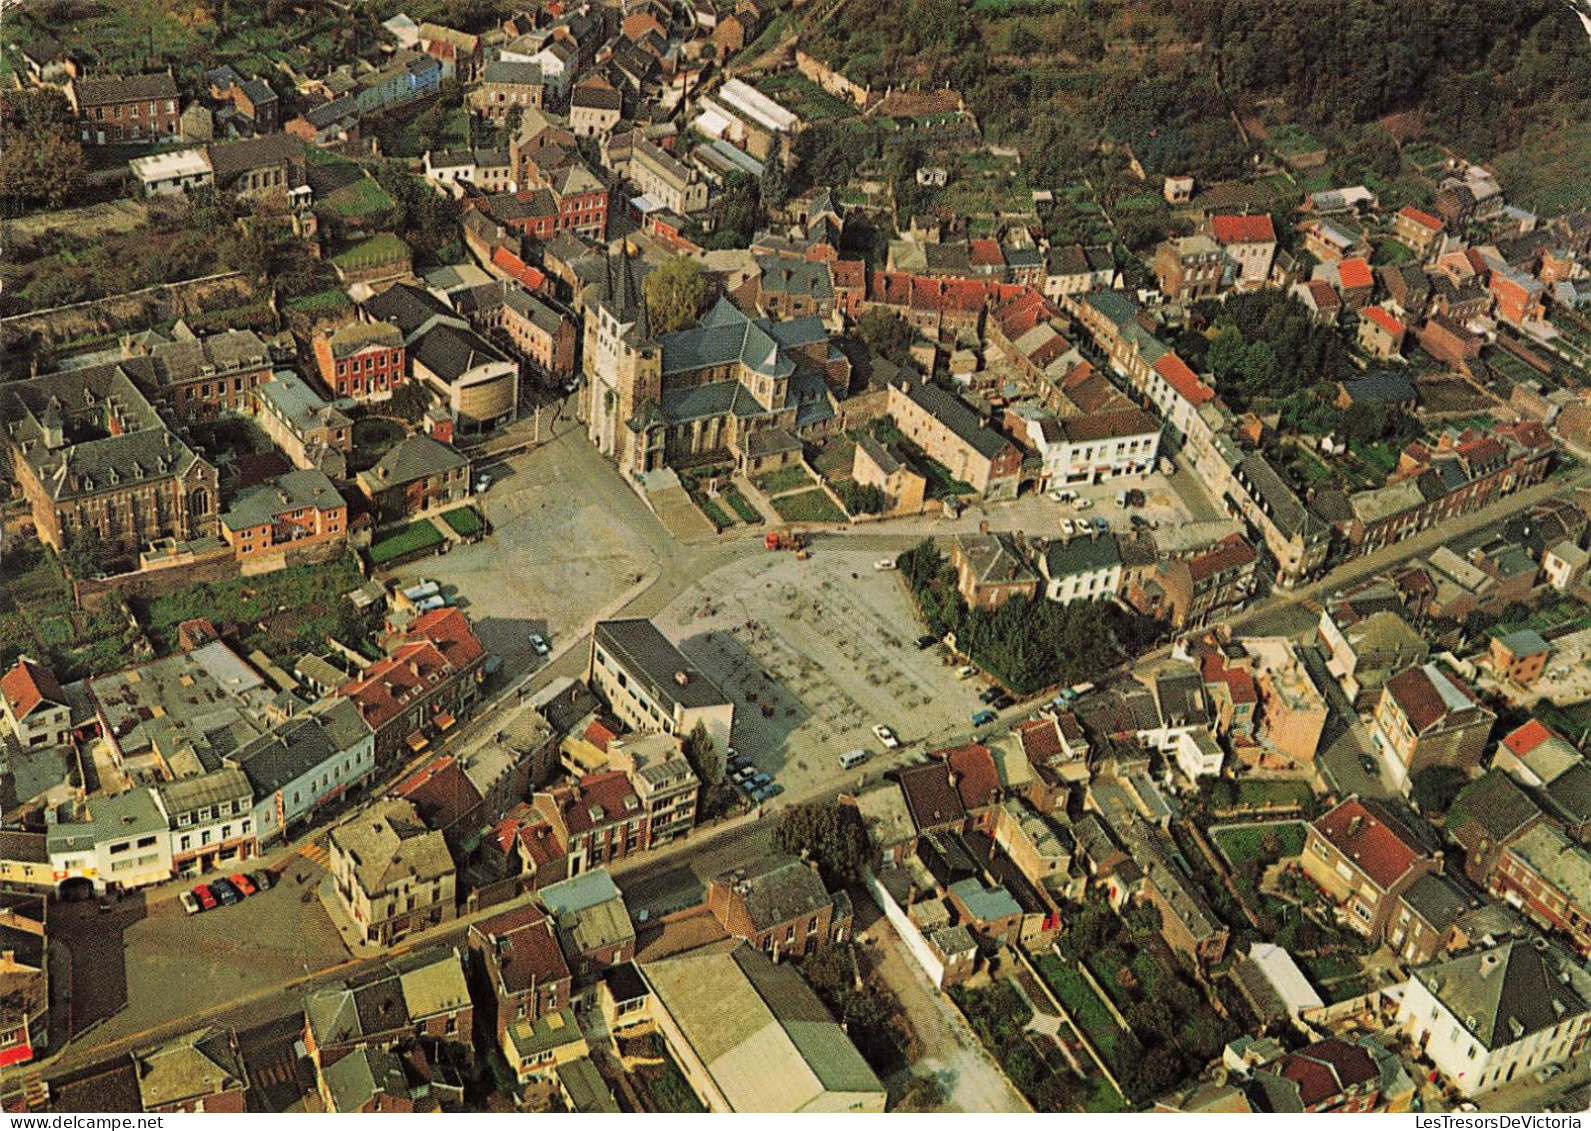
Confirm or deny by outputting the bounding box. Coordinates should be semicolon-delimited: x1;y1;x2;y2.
858;908;1030;1113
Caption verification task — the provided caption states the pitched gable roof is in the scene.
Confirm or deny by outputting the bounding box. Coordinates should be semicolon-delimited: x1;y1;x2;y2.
1312;798;1427;891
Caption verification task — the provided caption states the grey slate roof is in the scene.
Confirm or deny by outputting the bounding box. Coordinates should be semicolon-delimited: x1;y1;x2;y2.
481;60;543;85
74;72;178;106
220;468;344;532
893;378;1008;460
1414;940;1588;1051
235;709;352;797
1043;533;1121;578
364;434;469;487
592;618;729;711
411;322;505;382
719;855;832;933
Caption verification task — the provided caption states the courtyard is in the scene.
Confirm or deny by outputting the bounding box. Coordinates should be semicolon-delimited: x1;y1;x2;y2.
653;548;993;798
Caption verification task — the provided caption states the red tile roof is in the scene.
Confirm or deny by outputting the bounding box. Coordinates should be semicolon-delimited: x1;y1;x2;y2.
392;754;483;828
0;659;64;721
897;761;966;831
1276;1039;1379;1108
475;903;571;993
1015;717;1064;761
1312;798;1426;891
943;743;999;810
830;259;866;290
1337;257;1374;291
1398;206;1444;233
1211;214;1276;245
1385;665;1474;732
517;819;564;867
1187;533;1257;583
1503;718;1556;757
582;718;618;752
968;238;1005;267
408;607;486;670
1199;649;1257;705
1302;279;1341;309
1151;352;1215;406
555;771;641;836
1361;305;1405;336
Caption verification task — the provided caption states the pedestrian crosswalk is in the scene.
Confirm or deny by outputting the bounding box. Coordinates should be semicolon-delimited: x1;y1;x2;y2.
297;841;329;867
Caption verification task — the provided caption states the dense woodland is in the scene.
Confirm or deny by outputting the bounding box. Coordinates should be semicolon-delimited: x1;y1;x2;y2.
796;0;1591;193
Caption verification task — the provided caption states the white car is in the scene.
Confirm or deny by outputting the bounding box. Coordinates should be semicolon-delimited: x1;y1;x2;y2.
956;665;977;680
872;724;900;749
179;891;202;915
1048;489;1077;503
1074;498;1093;511
874;558;898;571
1060;518;1076;536
475;473;492;493
528;633;550;656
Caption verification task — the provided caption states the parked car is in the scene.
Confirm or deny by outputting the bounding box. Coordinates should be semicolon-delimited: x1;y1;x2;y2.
872;724;900;749
528;633;550;656
179;891;202;915
749;773;772;790
415;595;448;612
915;634;938;650
992;694;1015;710
956;665;977;680
229;873;257;898
971;709;997;727
1048;489;1077;503
474;473;493;493
211;878;241;906
1060;517;1076;537
979;686;1004;704
251;871;274;892
1074;498;1093;510
192;885;218;912
874;558;897;571
1359;754;1379;775
1091;517;1109;535
761;783;785;800
732;766;756;783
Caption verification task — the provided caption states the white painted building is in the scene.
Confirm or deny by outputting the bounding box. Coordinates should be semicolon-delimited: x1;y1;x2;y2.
129;147;214;196
1024;409;1161;486
1397;940;1591;1097
1173;728;1224;780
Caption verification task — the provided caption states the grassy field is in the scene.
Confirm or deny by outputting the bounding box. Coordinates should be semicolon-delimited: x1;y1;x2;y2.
442;507;484;538
1033;955;1130;1066
321;176;397;223
1210;821;1307;871
754;466;815;495
755;71;857;121
771;488;847;523
331;233;410;270
722;486;763;525
0;547;136;680
369;520;446;567
140;552;368;662
1495;120;1591;215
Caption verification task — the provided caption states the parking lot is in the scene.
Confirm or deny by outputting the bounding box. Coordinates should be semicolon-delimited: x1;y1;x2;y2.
51;861;348;1052
386;427;666;683
654;548;993;799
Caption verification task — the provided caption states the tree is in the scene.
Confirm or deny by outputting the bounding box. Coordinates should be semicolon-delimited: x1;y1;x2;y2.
642;255;710;335
854;307;915;367
681;721;724;787
60;526;110;580
0;87;85;213
774;801;870;887
898;1075;948;1112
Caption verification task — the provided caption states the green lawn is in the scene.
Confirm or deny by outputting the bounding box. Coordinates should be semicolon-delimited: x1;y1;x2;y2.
1370;237;1414;266
283;287;354;316
771;488;847;523
1033;955;1131;1066
722;487;763;525
139;552;369;662
441;507;484;538
322;176;397;222
369;520;445;566
754;466;815;495
331;232;410;269
1210;821;1307;871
